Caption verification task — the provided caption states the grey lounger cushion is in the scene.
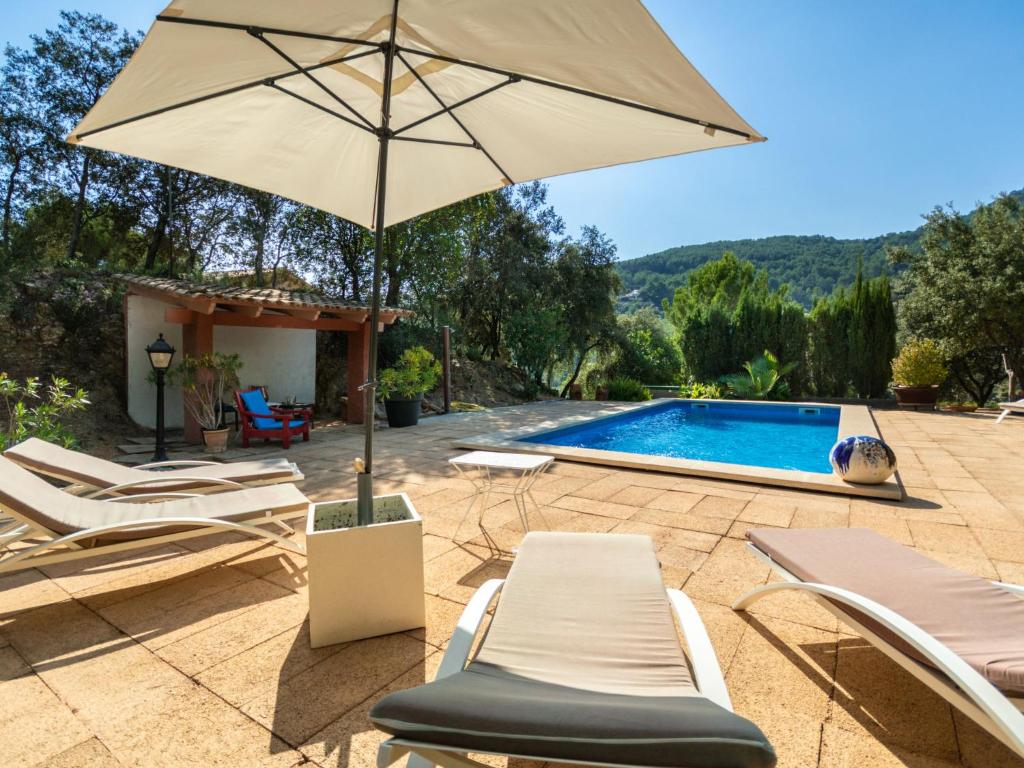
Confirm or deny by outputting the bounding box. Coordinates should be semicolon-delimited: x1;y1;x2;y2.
5;437;297;492
749;527;1024;695
371;532;776;768
0;456;309;542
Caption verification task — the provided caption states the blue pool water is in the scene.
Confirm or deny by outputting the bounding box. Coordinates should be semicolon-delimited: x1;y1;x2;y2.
522;400;840;474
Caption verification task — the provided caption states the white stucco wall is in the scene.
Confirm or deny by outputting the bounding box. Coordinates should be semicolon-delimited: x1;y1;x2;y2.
126;294;185;429
126;294;317;430
214;325;316;404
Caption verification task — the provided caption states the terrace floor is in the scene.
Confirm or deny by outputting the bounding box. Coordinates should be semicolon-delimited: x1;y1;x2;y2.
1;402;1023;768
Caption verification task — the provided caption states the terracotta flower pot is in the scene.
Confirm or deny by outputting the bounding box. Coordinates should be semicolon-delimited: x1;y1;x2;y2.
202;426;230;453
893;385;940;408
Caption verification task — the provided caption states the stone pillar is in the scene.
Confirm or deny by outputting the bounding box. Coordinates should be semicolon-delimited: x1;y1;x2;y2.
346;321;372;424
181;312;213;443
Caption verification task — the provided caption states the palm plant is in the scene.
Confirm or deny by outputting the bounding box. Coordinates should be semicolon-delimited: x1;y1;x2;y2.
720;350;797;400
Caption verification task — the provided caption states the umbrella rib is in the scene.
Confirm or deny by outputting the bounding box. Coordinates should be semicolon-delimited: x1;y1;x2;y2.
74;48;379;142
394;50;515;183
155;15;379;48
391;78;516;137
248;29;377;131
267;83;375;133
391;136;476;148
397;45;757;141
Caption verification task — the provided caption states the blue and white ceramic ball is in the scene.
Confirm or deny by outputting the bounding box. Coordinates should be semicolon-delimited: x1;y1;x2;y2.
829;436;896;484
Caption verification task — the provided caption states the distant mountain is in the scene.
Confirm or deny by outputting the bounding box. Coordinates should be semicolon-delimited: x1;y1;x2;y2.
617;188;1023;310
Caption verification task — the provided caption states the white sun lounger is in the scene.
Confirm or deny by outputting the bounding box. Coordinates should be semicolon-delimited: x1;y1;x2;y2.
995;398;1024;424
0;456;309;574
734;528;1024;759
372;532;777;768
4;437;303;497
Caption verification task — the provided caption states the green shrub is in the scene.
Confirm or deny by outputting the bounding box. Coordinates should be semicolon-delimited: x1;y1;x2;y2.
720;350;797;400
683;381;723;399
378;346;442;400
891;339;947;387
606;377;651;401
0;374;89;450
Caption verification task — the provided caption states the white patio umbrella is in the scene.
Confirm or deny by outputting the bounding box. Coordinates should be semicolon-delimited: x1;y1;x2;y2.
71;0;763;522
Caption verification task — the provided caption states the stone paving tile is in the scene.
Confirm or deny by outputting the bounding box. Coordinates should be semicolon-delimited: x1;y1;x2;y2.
196;620;346;709
0;568;70;618
907;520;985;556
157;590;310;676
606;484;667;507
827;640;959;762
548;494;639;519
818;723;960;768
0;666;93;768
33;737;124;768
848;509;914;545
2;404;1024;767
726;615;837;768
299;651;442;768
242;633;429;747
644;489;704;514
972;527;1024;564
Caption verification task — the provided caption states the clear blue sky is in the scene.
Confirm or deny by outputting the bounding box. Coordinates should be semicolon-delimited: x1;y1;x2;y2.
3;0;1023;260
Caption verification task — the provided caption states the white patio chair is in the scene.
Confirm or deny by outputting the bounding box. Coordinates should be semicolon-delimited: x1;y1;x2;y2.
373;532;777;768
0;456;309;574
5;437;303;497
733;527;1024;759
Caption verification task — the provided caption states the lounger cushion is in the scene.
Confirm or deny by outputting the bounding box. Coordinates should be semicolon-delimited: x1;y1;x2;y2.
371;532;776;767
5;437;298;492
372;670;777;768
0;456;309;541
252;417;306;430
748;528;1024;695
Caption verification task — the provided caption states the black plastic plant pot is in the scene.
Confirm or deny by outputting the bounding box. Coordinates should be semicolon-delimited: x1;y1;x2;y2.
384;395;423;428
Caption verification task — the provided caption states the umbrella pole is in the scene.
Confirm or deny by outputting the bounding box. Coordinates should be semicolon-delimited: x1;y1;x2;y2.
357;2;400;526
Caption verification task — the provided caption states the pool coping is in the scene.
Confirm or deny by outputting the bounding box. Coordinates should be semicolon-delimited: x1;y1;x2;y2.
453;398;903;500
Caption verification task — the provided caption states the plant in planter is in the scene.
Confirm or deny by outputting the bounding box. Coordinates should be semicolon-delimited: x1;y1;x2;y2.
306;487;425;647
891;339;947;408
168;352;243;452
378;346;441;428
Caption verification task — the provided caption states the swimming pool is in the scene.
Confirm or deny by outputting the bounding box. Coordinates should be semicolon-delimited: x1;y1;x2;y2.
521;400;840;474
455;398;902;499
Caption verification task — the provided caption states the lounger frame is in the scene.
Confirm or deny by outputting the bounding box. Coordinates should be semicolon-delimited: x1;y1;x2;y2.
733;542;1024;758
378;579;733;768
995;401;1024;424
10;456;305;497
0;497;308;574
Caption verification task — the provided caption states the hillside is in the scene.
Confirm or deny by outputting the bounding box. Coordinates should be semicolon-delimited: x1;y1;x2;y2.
617;188;1023;309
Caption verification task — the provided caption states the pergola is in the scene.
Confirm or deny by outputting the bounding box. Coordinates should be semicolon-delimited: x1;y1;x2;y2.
120;275;410;440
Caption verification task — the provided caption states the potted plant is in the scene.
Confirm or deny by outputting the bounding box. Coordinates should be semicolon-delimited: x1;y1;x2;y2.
306;478;424;647
168;352;243;452
378;346;441;428
891;339;946;408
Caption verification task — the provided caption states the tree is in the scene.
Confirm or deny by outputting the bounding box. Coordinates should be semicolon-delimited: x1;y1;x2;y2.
665;252;806;391
889;194;1024;405
28;13;139;263
555;226;620;396
849;269;896;398
596;307;683;386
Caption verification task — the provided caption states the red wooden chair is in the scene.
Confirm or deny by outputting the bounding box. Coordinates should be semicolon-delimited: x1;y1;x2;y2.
235;387;310;450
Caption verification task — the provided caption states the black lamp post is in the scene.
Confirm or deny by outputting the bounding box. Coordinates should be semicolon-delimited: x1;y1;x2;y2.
146;333;175;463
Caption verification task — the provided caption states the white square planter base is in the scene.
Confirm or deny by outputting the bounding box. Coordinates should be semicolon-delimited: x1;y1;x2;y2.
306;493;425;648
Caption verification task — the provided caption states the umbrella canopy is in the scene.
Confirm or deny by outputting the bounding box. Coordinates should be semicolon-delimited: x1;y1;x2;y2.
71;0;763;520
71;0;762;228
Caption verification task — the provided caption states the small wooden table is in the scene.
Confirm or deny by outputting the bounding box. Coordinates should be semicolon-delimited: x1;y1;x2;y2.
448;451;553;545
